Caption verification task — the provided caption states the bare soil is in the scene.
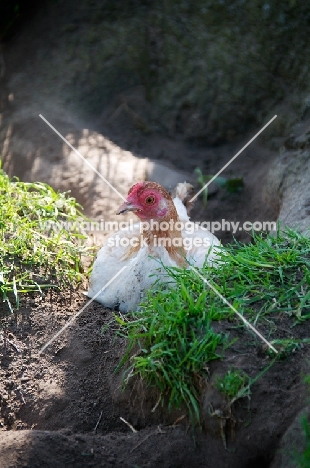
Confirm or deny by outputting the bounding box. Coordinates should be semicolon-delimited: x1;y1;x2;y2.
1;285;310;468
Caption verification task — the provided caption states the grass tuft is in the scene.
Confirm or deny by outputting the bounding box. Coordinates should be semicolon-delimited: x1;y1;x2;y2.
0;163;93;315
115;229;310;424
115;271;229;423
214;369;249;400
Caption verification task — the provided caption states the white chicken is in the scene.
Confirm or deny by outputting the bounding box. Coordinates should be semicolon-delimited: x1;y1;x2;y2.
87;181;220;312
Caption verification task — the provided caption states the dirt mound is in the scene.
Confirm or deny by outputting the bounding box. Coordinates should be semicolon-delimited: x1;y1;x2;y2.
0;427;198;468
1;288;310;468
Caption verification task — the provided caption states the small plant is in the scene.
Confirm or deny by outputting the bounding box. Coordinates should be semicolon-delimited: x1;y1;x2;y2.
195;168;209;207
195;167;244;207
269;338;310;359
215;369;249;400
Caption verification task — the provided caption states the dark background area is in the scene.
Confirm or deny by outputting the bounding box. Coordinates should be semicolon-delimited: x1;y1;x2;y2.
1;0;310;145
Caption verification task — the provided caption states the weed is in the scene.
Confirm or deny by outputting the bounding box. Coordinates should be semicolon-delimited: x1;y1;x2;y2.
270;338;310;359
215;369;249;400
194;168;244;207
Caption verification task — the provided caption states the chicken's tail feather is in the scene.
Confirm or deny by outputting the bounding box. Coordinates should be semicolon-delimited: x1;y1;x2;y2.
171;182;195;215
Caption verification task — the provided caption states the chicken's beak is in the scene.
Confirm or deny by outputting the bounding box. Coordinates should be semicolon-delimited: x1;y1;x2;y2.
116;201;139;215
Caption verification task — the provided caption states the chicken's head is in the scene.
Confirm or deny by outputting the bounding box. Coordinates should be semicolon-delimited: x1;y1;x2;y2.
116;181;177;221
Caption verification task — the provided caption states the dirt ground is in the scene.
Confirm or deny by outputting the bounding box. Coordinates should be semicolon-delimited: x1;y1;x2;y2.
1;286;310;468
1;137;304;467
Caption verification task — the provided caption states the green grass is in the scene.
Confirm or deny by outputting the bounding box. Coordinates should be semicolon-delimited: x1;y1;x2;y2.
293;374;310;467
0;163;93;314
214;369;249;400
114;229;310;423
115;272;229;423
295;416;310;468
194;167;244;207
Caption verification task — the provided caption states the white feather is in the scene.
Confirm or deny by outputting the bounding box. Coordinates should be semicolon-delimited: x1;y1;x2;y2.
87;183;220;312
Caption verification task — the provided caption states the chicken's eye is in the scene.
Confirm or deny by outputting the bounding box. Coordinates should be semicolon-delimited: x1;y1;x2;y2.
145;195;155;205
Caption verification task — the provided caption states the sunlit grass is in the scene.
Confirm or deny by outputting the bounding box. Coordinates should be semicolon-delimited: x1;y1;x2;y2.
0;163;93;314
114;229;310;423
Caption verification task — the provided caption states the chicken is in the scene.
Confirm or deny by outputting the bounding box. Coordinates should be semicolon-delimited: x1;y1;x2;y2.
87;181;220;312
